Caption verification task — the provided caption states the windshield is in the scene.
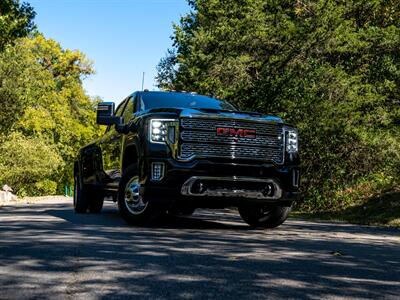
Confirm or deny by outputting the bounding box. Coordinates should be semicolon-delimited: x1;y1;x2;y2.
140;92;237;111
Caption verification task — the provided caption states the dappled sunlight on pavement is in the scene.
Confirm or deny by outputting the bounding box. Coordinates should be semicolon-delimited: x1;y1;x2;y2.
0;198;399;299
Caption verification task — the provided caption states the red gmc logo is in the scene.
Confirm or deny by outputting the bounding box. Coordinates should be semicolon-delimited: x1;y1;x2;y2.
216;127;256;139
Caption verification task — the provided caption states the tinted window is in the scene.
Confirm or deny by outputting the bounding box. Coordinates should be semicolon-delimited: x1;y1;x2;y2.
140;92;237;111
105;98;128;133
123;97;134;123
115;99;127;117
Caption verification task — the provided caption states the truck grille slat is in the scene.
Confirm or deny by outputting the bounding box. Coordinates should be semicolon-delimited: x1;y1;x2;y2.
179;118;284;163
181;118;282;136
180;143;283;163
181;131;281;148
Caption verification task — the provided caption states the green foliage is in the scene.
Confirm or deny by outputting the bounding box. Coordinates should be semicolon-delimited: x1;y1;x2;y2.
158;0;400;211
0;0;36;50
0;1;100;196
0;132;63;196
0;35;101;196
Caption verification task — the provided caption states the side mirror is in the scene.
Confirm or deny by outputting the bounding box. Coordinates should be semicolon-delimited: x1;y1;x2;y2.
96;102;123;126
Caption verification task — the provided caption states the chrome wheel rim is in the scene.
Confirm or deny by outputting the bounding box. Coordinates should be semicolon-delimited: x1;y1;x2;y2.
124;176;148;215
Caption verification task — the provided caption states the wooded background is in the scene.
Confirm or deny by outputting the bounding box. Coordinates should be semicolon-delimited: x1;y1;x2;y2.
156;0;400;213
0;0;101;196
0;0;398;217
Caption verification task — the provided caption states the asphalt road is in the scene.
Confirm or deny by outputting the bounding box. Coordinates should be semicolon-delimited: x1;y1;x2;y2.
0;197;399;300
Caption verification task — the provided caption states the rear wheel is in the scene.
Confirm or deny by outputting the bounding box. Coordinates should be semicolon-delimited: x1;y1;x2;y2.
238;204;291;228
88;190;104;213
118;164;164;225
73;173;89;213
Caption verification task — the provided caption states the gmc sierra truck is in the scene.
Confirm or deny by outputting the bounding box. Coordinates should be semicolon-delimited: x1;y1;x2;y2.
74;91;300;228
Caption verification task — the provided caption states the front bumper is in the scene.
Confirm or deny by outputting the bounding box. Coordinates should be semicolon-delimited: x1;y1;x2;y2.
140;157;300;207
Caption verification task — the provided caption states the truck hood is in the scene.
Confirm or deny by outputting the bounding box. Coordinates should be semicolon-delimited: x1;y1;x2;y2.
142;107;283;124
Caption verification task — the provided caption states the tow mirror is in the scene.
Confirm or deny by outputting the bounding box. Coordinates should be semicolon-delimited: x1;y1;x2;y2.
96;102;123;126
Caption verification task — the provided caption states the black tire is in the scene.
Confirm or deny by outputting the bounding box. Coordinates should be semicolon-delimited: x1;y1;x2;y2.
88;190;104;213
73;172;89;213
238;204;292;228
118;164;164;225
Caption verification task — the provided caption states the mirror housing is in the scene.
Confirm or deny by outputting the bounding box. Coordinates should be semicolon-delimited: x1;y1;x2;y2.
96;102;123;126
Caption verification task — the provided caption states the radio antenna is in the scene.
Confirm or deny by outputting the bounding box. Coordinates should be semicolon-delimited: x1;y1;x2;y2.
141;72;145;91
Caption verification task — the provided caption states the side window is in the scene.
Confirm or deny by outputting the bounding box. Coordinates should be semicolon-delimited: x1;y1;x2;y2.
139;96;145;111
104;99;128;133
115;99;127;117
133;94;138;113
123;96;134;123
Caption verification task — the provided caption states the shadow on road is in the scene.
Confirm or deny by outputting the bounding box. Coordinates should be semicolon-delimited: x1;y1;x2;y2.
0;200;399;299
48;203;250;230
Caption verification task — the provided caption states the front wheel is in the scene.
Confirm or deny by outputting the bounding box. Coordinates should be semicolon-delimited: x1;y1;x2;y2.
238;204;292;228
118;164;165;225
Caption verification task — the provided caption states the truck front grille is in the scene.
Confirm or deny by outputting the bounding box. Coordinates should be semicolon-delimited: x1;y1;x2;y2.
179;118;284;163
181;118;282;135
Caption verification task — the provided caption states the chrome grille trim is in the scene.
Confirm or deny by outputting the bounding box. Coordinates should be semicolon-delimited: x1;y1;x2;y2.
181;131;281;148
181;118;282;136
180;143;283;163
179;118;284;164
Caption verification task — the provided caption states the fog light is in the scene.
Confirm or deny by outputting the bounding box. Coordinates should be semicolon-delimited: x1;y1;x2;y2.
263;183;275;197
151;162;165;181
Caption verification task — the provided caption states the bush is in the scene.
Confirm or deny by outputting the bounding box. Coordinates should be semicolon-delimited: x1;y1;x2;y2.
0;132;63;196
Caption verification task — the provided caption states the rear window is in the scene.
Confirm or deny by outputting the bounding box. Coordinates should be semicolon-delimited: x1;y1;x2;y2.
140;92;237;111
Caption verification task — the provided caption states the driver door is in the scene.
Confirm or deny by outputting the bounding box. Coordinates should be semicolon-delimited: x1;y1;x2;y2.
100;98;128;181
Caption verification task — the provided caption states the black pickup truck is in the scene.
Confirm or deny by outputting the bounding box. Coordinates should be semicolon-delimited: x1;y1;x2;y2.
74;91;300;228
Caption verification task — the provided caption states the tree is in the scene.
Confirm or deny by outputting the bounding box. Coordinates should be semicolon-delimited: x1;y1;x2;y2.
0;0;36;50
0;35;101;196
157;0;400;210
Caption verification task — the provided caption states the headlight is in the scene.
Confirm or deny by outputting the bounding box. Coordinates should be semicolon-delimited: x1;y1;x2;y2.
149;119;176;144
285;128;299;153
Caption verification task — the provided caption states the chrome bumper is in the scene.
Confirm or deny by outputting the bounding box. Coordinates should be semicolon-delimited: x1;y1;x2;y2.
181;176;282;200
